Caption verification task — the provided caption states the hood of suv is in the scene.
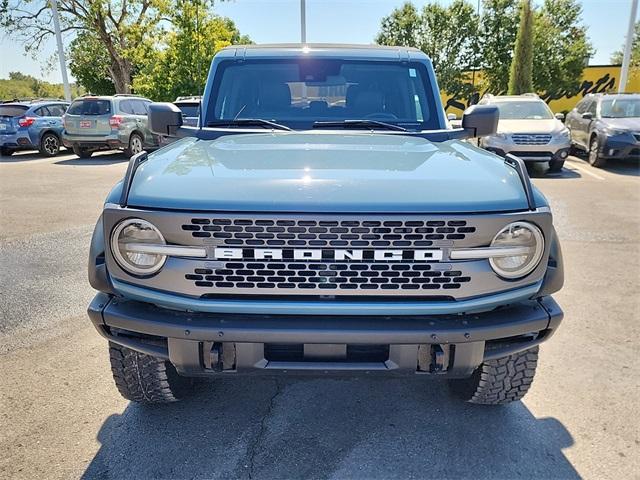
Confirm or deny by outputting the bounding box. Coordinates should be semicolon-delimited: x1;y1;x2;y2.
600;117;640;131
497;118;564;134
126;133;539;213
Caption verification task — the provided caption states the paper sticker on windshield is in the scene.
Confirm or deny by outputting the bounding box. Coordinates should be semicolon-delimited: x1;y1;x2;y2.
409;68;417;78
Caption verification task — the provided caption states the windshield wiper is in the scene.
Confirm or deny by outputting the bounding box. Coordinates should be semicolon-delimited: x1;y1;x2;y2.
207;118;291;131
313;120;408;132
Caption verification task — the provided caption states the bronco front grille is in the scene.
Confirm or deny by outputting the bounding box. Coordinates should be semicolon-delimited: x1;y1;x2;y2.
182;218;476;248
185;261;471;292
511;134;552;145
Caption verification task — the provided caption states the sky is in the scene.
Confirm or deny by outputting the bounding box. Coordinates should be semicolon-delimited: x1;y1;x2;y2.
0;0;636;83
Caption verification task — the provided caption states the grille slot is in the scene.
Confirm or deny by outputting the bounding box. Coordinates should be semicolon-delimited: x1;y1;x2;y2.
511;134;552;145
182;218;476;247
186;262;472;292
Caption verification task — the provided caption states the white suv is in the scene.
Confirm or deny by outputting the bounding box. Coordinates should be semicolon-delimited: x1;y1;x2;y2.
478;94;571;172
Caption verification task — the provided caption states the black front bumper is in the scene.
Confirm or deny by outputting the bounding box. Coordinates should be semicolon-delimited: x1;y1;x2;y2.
600;137;640;159
88;293;563;378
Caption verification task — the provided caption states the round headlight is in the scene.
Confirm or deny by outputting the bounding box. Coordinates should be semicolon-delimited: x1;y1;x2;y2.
489;222;544;279
110;218;166;275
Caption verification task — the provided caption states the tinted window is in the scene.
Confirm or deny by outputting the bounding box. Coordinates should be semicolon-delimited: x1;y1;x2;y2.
587;101;597;116
209;59;438;130
175;103;200;117
119;100;135;114
493;100;554;120
47;104;67;116
67;99;112;115
0;105;29;117
132;100;149;115
575;99;591;114
34;106;50;116
600;97;640;118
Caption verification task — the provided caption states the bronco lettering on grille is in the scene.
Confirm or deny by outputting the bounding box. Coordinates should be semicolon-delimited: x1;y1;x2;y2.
213;248;444;262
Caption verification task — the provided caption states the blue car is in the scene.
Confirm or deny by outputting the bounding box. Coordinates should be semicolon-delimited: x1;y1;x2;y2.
0;100;69;157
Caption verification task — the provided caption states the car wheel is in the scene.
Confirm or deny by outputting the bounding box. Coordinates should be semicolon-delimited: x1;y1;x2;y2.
124;133;144;158
39;132;61;157
108;342;194;404
548;159;565;173
588;136;606;168
72;144;94;159
0;147;13;156
448;347;539;405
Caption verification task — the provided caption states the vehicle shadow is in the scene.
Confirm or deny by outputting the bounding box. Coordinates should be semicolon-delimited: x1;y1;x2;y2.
55;152;129;166
526;162;581;180
82;377;579;480
568;153;640;177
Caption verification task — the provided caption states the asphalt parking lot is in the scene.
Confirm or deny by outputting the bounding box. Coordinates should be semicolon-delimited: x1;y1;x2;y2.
0;149;638;479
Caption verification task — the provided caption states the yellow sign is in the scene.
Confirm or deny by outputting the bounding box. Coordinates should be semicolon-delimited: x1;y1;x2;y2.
441;65;640;117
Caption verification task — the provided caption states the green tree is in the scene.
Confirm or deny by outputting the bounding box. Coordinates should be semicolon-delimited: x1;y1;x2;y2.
533;0;593;98
133;0;250;101
68;31;116;95
479;0;519;94
376;1;479;97
508;0;534;94
0;0;171;93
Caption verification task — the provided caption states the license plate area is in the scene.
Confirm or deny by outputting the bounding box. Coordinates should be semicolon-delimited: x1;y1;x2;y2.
80;120;92;128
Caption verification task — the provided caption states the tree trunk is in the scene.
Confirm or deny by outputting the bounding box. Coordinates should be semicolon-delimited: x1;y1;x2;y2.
108;57;132;94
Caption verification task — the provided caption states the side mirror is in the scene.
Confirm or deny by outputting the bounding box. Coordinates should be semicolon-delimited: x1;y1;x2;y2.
447;113;458;121
462;105;499;137
148;102;183;136
555;112;565;121
581;112;593;120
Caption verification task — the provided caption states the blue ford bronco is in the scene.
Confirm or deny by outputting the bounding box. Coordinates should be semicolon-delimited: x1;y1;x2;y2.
88;44;564;405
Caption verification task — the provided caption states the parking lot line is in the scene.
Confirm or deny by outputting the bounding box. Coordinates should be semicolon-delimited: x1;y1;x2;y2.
565;160;606;180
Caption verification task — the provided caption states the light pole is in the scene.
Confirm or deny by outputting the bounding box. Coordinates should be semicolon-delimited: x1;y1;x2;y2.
300;0;306;44
50;0;71;101
619;0;639;93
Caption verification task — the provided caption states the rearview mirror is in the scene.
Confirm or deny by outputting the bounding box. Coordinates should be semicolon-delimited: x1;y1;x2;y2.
581;112;593;120
461;105;499;137
148;102;183;136
555;112;565;121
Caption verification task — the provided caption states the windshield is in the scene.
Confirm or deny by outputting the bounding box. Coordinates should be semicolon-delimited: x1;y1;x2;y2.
601;98;640;118
0;105;28;117
208;59;439;130
493;100;554;120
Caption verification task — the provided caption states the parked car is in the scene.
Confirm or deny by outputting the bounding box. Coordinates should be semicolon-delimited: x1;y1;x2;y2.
0;100;69;157
61;94;159;158
565;93;640;167
174;96;201;127
477;94;571;172
88;44;564;406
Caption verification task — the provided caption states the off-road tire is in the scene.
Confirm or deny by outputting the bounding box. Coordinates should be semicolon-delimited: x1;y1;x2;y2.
72;144;93;159
548;159;565;173
108;342;193;404
124;132;144;158
0;147;14;156
39;132;60;157
588;136;607;168
448;347;539;405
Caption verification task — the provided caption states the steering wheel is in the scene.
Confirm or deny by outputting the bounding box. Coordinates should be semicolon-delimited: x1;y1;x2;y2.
364;112;398;120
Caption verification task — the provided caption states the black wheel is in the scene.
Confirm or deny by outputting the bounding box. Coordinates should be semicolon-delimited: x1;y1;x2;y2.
39;132;60;157
109;342;193;404
548;159;565;173
588;136;606;168
124;132;144;158
0;147;13;156
448;347;539;405
72;144;94;159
